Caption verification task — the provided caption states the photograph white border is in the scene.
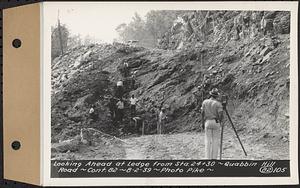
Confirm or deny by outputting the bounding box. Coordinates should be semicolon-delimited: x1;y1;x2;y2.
41;1;298;186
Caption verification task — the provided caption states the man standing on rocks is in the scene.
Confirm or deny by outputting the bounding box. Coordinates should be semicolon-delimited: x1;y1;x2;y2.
116;99;125;124
157;108;167;134
108;97;116;120
130;94;137;117
89;104;98;123
123;62;129;78
116;80;124;99
202;75;212;97
201;88;224;159
131;72;136;90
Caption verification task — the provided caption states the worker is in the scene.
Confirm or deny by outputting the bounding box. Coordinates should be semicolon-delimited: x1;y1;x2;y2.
123;62;129;77
89;104;98;122
116;80;124;99
108;97;116;119
157;108;167;134
131;74;136;90
130;94;137;117
132;116;143;134
201;88;224;159
203;75;212;97
261;16;274;36
116;99;125;123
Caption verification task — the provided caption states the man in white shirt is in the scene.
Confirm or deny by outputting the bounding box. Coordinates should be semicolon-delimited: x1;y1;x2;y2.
116;80;124;98
116;99;124;123
89;107;95;114
201;88;224;159
89;104;97;122
130;94;137;117
123;62;129;77
157;108;167;134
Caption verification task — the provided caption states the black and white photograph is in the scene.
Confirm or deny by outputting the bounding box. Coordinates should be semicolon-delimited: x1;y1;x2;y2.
50;4;292;160
3;1;298;186
1;1;298;186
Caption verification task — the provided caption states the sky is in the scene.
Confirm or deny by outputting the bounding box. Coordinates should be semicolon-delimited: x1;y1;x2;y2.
45;3;154;43
44;2;294;44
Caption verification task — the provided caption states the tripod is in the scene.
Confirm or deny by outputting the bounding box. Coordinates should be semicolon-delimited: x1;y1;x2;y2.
219;98;247;160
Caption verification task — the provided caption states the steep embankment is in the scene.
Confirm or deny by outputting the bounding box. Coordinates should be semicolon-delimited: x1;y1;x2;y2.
51;10;290;160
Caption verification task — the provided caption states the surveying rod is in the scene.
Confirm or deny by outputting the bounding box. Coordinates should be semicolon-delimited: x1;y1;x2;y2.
224;107;247;156
200;53;205;131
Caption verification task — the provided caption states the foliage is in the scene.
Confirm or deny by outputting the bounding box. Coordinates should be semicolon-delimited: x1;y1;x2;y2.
83;35;98;45
52;24;85;60
51;24;69;60
116;11;186;48
145;10;183;41
68;34;82;49
116;13;149;46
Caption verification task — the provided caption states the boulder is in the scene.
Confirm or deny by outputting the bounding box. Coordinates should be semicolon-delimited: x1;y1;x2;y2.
52;136;82;153
82;50;92;61
260;47;272;56
260;52;271;65
74;58;82;68
274;14;290;34
73;94;92;109
264;11;277;19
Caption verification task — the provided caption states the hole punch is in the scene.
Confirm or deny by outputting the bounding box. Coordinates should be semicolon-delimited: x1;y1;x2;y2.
12;39;21;48
11;141;21;150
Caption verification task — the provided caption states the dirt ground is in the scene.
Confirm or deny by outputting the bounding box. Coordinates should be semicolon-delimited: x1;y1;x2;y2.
52;128;289;160
123;130;289;160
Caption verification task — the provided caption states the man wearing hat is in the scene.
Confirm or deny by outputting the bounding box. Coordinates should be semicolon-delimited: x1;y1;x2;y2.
201;88;224;159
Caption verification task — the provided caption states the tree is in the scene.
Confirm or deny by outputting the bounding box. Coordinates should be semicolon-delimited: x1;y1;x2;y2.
145;11;179;42
51;24;69;60
117;13;146;40
68;34;82;49
116;11;187;48
116;12;151;46
83;35;97;45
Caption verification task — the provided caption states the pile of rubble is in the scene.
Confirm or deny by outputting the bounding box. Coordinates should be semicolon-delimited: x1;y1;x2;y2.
51;127;127;160
52;44;128;140
51;42;146;156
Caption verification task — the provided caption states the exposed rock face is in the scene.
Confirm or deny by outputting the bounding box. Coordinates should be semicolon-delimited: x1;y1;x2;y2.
158;11;290;50
51;11;290;153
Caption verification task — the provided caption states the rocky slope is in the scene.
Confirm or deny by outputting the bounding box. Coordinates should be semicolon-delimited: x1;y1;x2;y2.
51;10;290;159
